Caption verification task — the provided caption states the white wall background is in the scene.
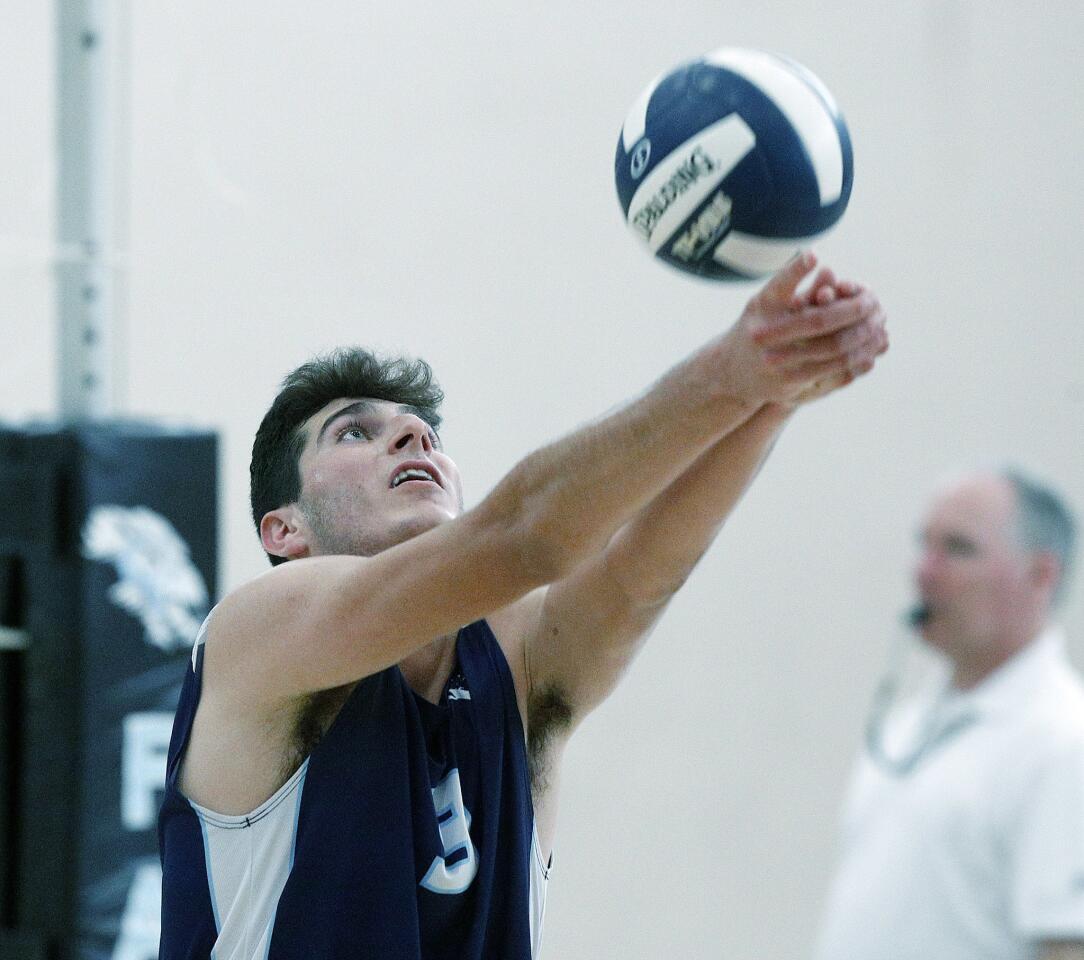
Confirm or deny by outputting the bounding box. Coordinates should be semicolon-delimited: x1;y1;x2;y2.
4;1;1084;956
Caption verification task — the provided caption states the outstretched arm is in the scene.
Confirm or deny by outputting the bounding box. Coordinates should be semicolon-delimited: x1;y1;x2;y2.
502;399;791;715
509;271;887;732
212;254;881;706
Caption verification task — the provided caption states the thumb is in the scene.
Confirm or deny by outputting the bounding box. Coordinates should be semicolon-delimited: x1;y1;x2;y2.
760;250;817;305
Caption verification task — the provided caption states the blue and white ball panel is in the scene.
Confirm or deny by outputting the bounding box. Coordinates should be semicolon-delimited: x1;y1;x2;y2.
705;47;845;206
625;114;756;253
620;70;664;152
711;231;809;276
615;47;853;280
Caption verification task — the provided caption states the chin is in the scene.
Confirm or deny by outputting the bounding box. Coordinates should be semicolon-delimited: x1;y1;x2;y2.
918;628;949;654
917;614;952;650
388;509;453;546
920;622;981;664
310;505;451;558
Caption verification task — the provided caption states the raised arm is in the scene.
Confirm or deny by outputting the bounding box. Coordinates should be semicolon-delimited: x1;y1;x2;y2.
210;254;882;707
512;273;887;729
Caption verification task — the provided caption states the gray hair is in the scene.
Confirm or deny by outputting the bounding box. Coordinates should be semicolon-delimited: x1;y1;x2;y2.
1002;468;1077;605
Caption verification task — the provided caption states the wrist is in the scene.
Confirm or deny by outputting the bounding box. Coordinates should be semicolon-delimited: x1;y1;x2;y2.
761;400;799;419
696;329;763;411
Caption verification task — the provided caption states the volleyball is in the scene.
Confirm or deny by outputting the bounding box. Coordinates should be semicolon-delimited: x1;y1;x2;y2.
614;47;853;281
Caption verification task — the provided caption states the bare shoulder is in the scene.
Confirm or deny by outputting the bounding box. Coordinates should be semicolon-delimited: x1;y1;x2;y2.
201;562;317;691
199;501;558;704
179;599;317;814
199;551;416;703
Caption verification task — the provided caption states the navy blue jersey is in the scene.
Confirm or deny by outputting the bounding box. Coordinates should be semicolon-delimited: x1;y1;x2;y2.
158;618;548;959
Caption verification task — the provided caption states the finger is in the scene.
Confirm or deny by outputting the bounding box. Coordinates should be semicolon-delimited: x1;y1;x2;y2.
845;312;889;363
760;250;817;306
790;269;855;310
790;323;887;401
863;324;890;362
806;266;838;295
793;286;838;309
789;346;884;386
845;323;889;373
766;317;881;369
781;353;858;386
784;261;832;309
754;290;879;347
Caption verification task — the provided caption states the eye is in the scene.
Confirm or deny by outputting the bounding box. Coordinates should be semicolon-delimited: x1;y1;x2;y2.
941;535;977;557
336;418;372;442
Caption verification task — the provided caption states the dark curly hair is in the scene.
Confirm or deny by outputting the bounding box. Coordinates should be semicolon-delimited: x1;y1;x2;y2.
250;347;444;565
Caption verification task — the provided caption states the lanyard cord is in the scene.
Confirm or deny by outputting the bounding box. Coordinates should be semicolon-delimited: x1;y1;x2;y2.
864;635;978;777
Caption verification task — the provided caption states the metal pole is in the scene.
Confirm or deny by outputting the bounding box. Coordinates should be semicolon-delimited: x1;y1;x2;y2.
56;0;123;421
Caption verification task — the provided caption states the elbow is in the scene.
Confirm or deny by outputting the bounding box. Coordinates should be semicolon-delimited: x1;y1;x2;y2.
606;554;689;611
507;512;581;592
482;461;589;589
602;525;699;610
515;519;582;588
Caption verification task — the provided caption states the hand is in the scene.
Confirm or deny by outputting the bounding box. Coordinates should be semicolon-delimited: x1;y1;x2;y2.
716;252;888;407
784;264;889;405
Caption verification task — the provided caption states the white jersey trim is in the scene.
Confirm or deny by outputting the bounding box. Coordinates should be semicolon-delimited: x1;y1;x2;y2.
186;762;309;960
529;824;552;958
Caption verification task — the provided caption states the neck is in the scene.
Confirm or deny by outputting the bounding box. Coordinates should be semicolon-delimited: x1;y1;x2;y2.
399;632;459;704
950;620;1048;690
952;649;1016;690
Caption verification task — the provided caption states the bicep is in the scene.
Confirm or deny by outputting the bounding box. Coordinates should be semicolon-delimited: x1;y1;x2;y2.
209;510;546;702
522;551;670;726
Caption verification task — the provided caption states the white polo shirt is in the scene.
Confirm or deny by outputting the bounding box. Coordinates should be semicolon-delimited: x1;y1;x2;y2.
815;628;1084;960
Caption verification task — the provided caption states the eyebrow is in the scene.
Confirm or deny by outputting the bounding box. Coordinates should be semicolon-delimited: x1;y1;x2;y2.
314;400;433;445
315;400;378;445
918;528;979;550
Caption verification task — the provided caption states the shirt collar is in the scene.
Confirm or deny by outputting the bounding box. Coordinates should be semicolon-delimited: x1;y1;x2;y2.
949;624;1066;716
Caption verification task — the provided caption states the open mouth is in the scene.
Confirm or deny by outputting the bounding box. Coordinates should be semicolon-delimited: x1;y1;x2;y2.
391;467;439;489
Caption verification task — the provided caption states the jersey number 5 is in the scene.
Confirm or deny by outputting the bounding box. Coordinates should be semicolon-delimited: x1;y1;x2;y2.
420;768;479;895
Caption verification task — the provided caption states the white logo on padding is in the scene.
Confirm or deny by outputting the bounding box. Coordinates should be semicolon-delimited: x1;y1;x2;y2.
82;505;210;652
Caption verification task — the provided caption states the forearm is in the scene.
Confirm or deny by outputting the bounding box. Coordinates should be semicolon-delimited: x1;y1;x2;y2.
483;336;760;582
600;402;792;605
477;252;883;587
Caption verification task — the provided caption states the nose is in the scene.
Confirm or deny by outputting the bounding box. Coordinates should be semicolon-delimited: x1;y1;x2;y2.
916;547;941;594
388;415;434;455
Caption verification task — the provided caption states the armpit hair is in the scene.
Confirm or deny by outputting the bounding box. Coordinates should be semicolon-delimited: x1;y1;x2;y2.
527;683;574;796
280;684;353;786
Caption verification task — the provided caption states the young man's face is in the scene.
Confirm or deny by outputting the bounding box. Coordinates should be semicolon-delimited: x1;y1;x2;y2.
293;397;464;557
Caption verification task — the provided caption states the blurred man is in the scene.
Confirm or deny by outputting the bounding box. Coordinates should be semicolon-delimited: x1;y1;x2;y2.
816;469;1084;960
156;254;888;959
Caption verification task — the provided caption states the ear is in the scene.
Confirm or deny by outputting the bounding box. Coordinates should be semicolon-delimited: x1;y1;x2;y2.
260;505;311;562
1030;551;1061;597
